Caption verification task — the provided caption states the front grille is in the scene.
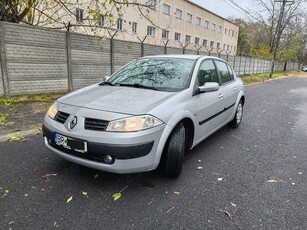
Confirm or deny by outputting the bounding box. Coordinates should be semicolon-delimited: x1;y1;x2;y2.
54;111;70;124
84;118;109;131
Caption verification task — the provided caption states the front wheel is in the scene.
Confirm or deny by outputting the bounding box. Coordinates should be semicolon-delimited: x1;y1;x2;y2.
163;123;185;177
228;100;243;128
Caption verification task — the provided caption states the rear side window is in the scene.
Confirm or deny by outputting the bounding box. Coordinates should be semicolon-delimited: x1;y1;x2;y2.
227;65;234;80
197;60;218;86
215;60;232;84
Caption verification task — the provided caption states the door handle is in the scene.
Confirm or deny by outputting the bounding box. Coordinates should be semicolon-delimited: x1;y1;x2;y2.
234;87;238;92
218;94;224;99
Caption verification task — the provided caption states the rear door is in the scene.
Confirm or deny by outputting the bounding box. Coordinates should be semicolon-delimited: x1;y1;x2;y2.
214;60;239;121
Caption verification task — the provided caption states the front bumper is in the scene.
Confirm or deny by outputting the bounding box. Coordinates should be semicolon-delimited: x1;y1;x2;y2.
43;125;154;160
43;115;168;174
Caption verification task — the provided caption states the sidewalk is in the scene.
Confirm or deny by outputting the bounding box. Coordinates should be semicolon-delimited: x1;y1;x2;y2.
0;100;51;142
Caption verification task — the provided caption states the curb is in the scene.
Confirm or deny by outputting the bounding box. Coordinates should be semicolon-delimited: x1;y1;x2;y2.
0;129;41;142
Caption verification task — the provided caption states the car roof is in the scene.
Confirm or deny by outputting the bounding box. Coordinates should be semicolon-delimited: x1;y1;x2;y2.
140;54;223;61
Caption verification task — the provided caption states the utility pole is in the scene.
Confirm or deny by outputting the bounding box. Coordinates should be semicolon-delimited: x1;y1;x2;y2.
269;0;293;78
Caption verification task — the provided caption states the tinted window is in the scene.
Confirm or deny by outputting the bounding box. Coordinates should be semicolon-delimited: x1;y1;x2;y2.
197;60;218;86
107;58;195;92
215;61;232;84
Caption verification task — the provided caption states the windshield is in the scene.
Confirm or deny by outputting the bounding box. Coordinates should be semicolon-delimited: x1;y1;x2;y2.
106;58;196;92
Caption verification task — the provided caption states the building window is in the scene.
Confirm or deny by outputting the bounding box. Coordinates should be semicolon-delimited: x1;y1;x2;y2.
174;32;181;41
117;19;123;31
229;30;231;36
210;41;214;48
163;4;170;15
211;23;216;31
230;45;233;51
232;31;235;37
132;22;137;33
147;26;155;36
217;42;221;49
76;8;84;23
176;9;182;19
204;20;209;28
227;45;230;50
196;17;201;26
99;14;104;27
162;29;169;39
185;35;191;44
148;0;156;10
218;25;222;33
133;0;138;3
234;46;236;52
225;28;228;35
203;39;208;46
223;44;226;50
186;13;192;23
195;37;200;45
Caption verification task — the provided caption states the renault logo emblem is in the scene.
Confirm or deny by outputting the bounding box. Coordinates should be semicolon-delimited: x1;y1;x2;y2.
70;116;77;129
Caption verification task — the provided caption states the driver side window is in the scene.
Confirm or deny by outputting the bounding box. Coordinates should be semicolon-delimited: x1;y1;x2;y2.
197;60;218;86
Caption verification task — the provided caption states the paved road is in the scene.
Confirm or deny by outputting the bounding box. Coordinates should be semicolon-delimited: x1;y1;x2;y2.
1;77;307;229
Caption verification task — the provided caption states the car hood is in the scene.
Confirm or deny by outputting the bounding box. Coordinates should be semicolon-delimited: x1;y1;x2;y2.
58;84;176;115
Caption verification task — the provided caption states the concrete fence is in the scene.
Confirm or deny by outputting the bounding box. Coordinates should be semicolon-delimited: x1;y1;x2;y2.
0;22;300;96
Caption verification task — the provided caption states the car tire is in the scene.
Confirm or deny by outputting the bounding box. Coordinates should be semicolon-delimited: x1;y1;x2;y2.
163;123;185;177
228;100;243;128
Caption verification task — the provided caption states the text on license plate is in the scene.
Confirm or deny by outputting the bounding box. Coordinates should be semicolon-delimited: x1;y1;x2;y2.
53;133;87;153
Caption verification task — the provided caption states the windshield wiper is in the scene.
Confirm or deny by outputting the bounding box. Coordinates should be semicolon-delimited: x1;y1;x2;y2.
99;82;114;86
118;83;158;91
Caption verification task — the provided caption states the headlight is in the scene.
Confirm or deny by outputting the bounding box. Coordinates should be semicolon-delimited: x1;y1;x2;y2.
47;102;58;119
106;115;163;132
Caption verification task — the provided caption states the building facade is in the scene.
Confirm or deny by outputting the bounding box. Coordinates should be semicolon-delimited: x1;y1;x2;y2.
31;0;239;54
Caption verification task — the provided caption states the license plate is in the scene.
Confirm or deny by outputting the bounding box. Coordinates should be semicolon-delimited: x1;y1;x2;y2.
54;133;87;153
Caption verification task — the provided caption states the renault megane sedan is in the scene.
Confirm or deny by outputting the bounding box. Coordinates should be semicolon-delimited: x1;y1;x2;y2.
43;55;245;177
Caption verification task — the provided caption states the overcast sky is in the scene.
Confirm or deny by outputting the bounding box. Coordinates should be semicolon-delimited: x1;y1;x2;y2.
191;0;253;19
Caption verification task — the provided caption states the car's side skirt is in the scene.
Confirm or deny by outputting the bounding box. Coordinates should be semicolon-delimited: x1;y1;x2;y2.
199;103;235;126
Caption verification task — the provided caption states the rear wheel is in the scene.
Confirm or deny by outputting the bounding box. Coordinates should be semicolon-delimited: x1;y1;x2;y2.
163;123;185;177
228;100;243;128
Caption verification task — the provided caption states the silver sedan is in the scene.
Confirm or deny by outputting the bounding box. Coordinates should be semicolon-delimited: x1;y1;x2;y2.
43;55;245;177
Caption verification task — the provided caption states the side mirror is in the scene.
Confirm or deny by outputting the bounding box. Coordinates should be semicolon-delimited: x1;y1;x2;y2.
198;82;219;93
103;76;110;82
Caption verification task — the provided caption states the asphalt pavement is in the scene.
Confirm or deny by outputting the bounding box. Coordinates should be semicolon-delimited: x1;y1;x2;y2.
0;76;307;229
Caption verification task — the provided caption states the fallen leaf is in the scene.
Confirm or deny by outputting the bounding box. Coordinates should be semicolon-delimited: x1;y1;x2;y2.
21;139;28;142
231;202;237;208
81;191;88;198
66;195;73;203
112;193;121;201
24;194;29;197
173;191;181;195
9;221;14;225
198;160;202;163
94;174;99;179
41;173;59;180
223;210;232;219
196;166;203;170
267;178;283;183
36;130;43;135
8;136;24;142
217;178;223;181
1;190;9;198
298;172;302;175
220;146;224;149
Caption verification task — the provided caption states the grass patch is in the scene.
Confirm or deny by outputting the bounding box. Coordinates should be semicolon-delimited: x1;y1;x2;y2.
0;113;8;125
240;71;289;86
0;93;63;108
